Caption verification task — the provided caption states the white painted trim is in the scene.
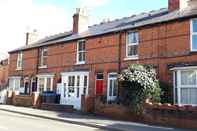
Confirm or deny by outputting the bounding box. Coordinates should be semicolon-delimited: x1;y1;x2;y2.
173;69;197;106
76;39;86;65
124;56;139;61
38;65;47;69
37;74;54;92
61;71;89;76
126;31;139;58
170;66;197;71
16;52;23;70
190;19;197;52
107;72;117;102
36;74;54;77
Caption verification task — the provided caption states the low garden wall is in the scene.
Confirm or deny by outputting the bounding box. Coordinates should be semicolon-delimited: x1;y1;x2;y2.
95;99;197;129
6;91;41;108
13;95;32;107
143;102;197;129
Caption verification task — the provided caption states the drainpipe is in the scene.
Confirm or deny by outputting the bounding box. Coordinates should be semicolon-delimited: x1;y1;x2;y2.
35;48;40;92
117;30;122;100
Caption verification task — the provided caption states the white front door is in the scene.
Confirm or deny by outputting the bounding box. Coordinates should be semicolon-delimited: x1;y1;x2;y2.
60;72;89;110
107;73;118;102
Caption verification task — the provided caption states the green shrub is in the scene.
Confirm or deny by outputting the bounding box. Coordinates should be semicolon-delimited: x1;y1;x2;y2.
119;64;161;114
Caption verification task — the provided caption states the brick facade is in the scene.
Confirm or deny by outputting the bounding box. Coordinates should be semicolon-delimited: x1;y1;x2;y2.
0;59;8;88
9;19;194;98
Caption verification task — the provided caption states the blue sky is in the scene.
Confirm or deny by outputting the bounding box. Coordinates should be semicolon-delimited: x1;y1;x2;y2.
33;0;168;25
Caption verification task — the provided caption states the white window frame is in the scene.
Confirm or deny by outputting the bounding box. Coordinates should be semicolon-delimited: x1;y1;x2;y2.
107;72;118;102
9;76;21;92
190;19;197;52
39;48;48;68
76;40;85;65
172;67;197;106
125;31;139;60
16;52;23;70
37;74;54;92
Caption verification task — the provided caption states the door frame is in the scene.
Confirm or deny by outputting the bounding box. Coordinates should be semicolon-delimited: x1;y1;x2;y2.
60;71;89;109
107;72;117;102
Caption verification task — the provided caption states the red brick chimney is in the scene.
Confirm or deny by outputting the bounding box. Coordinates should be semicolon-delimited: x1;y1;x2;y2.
73;8;89;34
168;0;180;12
168;0;193;12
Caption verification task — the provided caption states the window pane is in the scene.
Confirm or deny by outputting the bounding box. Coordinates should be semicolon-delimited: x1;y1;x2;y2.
193;19;197;32
84;76;87;87
128;32;138;44
43;49;48;56
181;88;197;105
78;52;85;62
113;80;118;96
38;78;45;92
96;73;103;80
78;41;85;51
77;76;80;87
181;88;189;104
181;70;196;85
192;35;197;50
190;88;197;104
174;88;178;104
46;78;51;91
43;57;47;66
109;80;113;96
128;45;138;56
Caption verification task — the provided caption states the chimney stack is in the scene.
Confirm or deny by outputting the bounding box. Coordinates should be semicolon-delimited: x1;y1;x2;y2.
73;8;89;34
25;29;39;46
168;0;196;12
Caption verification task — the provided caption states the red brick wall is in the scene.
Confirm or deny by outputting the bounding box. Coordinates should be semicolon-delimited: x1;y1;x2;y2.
9;19;193;97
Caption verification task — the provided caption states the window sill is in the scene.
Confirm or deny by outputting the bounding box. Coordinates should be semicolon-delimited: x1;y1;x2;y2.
39;65;47;69
76;61;85;65
16;68;22;71
124;56;139;61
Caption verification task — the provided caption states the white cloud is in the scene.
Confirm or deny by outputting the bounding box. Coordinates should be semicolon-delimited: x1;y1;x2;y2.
0;0;70;60
77;0;110;7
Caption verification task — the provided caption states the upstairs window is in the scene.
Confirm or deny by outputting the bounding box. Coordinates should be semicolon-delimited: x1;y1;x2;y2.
126;32;139;58
191;19;197;51
77;40;85;64
39;47;48;68
16;52;23;70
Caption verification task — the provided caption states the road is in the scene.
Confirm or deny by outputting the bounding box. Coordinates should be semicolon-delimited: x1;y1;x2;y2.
0;110;191;131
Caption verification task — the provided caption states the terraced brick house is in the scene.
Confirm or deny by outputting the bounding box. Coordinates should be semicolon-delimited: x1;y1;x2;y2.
8;0;197;110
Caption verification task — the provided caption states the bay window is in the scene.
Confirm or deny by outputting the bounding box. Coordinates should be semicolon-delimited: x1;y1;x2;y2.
173;68;197;106
9;77;21;91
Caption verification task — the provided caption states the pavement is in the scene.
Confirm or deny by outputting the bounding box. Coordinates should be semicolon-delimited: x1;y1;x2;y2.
0;105;192;131
0;110;105;131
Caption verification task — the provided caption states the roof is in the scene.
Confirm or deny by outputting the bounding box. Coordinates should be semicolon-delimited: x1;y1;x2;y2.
9;7;197;53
